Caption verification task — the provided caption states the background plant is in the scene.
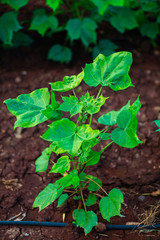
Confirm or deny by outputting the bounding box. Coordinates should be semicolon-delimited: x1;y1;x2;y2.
4;51;142;234
0;0;160;63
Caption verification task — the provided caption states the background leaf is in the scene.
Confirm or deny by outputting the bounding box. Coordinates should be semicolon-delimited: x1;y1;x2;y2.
46;0;62;11
85;193;97;207
1;0;29;10
0;11;22;45
48;44;72;63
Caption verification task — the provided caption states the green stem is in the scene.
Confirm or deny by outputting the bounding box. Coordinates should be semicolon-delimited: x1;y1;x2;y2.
72;89;77;98
66;153;76;169
101;141;113;152
89;114;93;126
96;86;103;100
85;176;108;196
80;189;87;212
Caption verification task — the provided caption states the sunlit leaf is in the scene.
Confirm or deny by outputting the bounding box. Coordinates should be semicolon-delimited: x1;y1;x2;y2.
50;156;70;175
46;0;62;11
59;96;83;117
35;147;52;172
57;193;68;207
50;71;84;92
84;52;133;91
4;88;50;129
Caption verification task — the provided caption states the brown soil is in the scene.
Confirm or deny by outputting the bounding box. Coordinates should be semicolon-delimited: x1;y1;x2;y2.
0;37;160;239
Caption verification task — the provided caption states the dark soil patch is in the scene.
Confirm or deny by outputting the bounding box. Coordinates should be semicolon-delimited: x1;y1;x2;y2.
0;38;160;239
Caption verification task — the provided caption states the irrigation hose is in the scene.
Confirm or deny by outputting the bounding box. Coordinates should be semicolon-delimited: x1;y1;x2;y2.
1;221;160;230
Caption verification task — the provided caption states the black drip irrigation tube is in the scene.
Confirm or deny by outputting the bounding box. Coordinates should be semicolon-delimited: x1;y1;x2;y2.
0;221;160;230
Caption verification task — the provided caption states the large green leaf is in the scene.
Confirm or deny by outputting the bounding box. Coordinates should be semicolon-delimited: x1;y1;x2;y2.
50;71;84;92
1;0;29;10
33;183;58;211
48;44;72;63
4;88;50;129
66;18;97;47
0;11;22;45
29;9;58;36
35;147;52;172
59;96;83;117
46;0;62;11
42;118;99;155
110;7;138;33
99;188;123;221
50;156;70;175
83;52;133;91
73;209;98;235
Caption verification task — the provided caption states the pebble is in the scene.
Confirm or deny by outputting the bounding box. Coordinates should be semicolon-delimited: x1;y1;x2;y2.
24;233;29;236
138;195;146;202
15;76;21;83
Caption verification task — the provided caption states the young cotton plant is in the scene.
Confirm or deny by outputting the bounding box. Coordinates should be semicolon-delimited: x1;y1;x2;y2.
4;52;142;235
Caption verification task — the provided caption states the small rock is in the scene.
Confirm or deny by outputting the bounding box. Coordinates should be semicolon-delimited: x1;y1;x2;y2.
15;76;21;83
21;70;27;75
95;222;106;233
138;195;146;202
24;233;29;236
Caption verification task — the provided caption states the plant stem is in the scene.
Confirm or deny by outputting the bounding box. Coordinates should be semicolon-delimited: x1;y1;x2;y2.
101;141;113;152
66;153;76;169
80;188;87;212
89;114;93;126
96;86;103;100
72;89;77;98
85;176;108;196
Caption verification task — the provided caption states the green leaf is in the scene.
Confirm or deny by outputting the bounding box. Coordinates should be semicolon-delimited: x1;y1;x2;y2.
42;119;99;156
90;0;124;15
92;39;118;59
110;7;138;33
85;193;97;207
1;0;29;10
4;88;50;129
29;9;58;36
35;147;52;172
111;109;142;148
59;96;83;117
33;183;58;211
129;96;141;115
57;193;68;207
48;44;72;63
49;142;66;155
42;92;62;121
80;92;107;114
46;0;62;11
12;31;34;47
50;156;70;175
84;52;133;91
98;100;131;126
85;150;101;166
0;11;22;45
140;22;159;39
66;18;97;47
99;133;111;140
88;176;102;191
50;71;84;92
99;188;123;221
73;209;98;234
154;120;160;132
56;170;80;188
